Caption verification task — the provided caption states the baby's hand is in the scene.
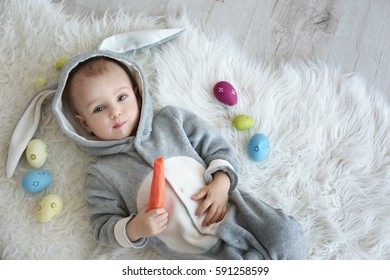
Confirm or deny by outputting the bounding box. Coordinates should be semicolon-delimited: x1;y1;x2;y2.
126;207;168;241
191;171;230;226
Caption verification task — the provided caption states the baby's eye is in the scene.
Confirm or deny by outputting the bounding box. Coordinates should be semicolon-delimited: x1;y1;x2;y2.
93;106;104;113
118;94;127;102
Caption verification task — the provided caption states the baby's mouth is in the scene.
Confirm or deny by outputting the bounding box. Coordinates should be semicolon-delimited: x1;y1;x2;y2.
113;121;126;129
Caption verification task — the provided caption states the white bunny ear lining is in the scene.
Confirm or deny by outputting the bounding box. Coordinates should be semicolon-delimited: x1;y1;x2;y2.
6;86;57;179
98;27;185;53
5;27;185;179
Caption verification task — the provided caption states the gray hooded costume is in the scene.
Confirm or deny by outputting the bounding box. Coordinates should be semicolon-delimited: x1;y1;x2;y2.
7;29;307;260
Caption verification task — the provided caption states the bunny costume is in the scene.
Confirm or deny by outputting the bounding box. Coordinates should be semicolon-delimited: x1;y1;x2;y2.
6;28;307;259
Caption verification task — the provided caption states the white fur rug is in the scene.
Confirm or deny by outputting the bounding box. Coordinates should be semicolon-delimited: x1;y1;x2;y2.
1;0;390;260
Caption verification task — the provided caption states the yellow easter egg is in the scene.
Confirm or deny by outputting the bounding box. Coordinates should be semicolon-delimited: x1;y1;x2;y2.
55;57;69;71
26;139;49;168
232;114;255;130
33;77;47;91
37;194;63;223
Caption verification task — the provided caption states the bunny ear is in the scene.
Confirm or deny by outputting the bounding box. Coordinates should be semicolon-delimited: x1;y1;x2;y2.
98;27;185;53
6;85;57;178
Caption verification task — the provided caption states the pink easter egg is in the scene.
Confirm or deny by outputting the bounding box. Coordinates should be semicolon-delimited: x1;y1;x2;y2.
213;81;238;106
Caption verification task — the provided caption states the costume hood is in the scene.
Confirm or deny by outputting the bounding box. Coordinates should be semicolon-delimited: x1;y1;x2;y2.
6;28;184;178
52;50;152;156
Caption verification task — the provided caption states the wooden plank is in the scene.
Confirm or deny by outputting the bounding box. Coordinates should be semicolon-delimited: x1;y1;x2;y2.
241;0;344;60
327;0;390;98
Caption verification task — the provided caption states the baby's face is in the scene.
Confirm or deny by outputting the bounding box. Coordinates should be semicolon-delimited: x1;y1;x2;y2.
69;63;140;140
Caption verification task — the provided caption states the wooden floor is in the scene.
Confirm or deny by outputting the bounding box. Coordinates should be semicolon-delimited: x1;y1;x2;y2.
60;0;390;101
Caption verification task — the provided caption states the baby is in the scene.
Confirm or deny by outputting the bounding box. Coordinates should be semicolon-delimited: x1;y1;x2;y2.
55;51;307;259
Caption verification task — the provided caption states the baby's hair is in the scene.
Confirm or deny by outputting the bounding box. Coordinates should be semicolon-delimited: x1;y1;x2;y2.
67;56;138;87
63;56;140;115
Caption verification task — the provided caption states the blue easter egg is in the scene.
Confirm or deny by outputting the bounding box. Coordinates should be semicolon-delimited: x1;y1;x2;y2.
248;133;270;162
22;170;53;193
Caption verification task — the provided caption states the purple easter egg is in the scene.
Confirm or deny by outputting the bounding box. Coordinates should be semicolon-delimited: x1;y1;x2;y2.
213;81;238;106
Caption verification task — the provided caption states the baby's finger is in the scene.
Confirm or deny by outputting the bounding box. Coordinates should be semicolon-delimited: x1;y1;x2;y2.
191;188;207;201
154;224;168;235
215;207;227;223
202;205;221;226
156;211;169;223
195;199;212;217
148;208;167;217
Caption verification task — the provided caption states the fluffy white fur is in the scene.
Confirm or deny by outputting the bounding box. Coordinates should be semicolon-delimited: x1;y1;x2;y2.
1;0;390;259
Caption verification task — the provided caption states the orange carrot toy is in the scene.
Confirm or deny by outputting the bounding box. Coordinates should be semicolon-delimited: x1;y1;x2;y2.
147;157;166;211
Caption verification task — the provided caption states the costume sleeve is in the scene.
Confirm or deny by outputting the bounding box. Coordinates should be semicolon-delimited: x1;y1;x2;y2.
84;169;147;248
114;216;148;248
167;106;239;192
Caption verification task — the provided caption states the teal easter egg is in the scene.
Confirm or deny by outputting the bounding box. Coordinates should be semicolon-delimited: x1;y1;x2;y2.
22;170;53;193
248;133;269;162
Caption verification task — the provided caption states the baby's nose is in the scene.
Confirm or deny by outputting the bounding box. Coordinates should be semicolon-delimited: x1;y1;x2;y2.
110;109;122;119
